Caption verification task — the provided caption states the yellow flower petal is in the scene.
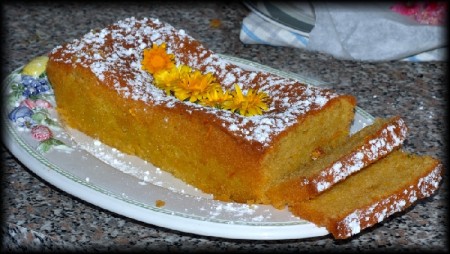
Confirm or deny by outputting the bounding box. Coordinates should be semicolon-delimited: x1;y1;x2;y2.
175;69;220;102
199;86;232;108
223;84;269;116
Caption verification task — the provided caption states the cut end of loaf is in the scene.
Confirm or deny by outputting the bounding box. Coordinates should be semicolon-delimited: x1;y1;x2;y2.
289;151;443;239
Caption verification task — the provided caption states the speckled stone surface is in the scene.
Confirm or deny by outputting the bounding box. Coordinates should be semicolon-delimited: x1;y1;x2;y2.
1;1;447;252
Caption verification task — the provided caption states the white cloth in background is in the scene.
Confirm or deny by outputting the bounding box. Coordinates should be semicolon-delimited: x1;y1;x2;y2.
240;2;447;62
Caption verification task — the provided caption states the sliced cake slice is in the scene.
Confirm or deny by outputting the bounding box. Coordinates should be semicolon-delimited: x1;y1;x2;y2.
289;150;443;239
266;116;408;208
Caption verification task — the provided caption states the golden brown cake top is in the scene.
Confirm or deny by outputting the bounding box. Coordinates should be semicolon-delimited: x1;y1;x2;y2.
49;17;344;149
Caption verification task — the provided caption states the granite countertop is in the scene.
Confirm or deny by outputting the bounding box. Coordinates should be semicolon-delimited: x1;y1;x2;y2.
1;2;447;252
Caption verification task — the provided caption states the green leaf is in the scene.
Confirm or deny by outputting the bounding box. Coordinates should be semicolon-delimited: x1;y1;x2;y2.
39;72;47;79
33;108;50;117
43;117;60;128
37;141;51;153
35;93;54;101
29;94;40;100
36;138;66;153
48;138;65;147
32;112;47;123
8;84;25;103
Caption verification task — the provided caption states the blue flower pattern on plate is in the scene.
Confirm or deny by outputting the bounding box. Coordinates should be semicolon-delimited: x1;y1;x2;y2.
8;105;34;128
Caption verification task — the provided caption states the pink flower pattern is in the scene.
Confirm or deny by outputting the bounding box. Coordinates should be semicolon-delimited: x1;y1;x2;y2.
31;125;53;141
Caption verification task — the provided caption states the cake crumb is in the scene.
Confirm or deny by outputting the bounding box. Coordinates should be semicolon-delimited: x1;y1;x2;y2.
155;199;166;207
209;19;221;28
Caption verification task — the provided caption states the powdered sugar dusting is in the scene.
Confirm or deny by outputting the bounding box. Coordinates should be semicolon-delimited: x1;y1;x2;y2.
50;17;340;148
209;203;256;218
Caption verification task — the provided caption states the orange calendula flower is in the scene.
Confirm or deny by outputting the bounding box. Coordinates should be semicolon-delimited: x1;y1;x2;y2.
141;43;175;74
223;84;269;116
174;70;220;102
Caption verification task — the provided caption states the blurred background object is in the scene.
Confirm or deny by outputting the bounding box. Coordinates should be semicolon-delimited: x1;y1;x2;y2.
390;1;447;25
240;1;447;61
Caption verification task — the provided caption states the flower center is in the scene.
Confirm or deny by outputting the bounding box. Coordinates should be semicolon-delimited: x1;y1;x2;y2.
152;55;166;69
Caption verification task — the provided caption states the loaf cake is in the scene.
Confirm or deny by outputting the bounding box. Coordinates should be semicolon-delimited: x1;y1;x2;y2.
46;17;356;203
266;116;408;208
289;150;443;239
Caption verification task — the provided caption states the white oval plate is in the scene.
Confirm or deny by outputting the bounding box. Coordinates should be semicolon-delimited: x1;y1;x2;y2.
2;54;374;240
